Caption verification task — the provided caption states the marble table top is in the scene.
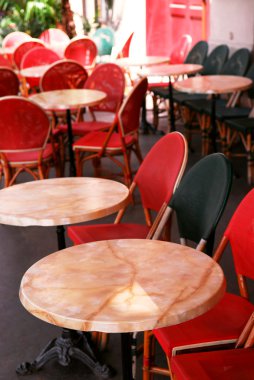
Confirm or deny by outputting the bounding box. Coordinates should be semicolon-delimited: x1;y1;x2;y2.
30;89;107;111
174;75;253;95
116;56;169;67
20;239;225;333
20;64;50;78
0;177;130;226
143;63;203;77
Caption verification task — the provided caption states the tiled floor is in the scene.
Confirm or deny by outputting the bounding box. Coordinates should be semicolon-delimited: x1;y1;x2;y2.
0;110;253;380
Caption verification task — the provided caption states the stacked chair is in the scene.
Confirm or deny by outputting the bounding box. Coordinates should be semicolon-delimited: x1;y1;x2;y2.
64;36;98;70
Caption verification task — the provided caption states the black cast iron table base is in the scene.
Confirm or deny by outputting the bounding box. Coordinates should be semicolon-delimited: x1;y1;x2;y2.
16;328;113;378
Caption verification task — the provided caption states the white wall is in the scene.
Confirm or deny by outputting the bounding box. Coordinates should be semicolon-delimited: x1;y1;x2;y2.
209;0;254;52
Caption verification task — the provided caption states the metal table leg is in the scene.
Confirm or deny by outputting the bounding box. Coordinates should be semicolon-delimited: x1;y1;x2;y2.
66;109;76;177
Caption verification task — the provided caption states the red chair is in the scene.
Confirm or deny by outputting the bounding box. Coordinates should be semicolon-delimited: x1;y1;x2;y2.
116;32;134;58
0;68;20;96
13;38;45;69
64;37;98;69
2;31;31;49
171;312;254;380
0;54;13;68
58;63;125;136
0;97;60;187
39;28;70;58
143;187;254;379
73;77;148;186
68;131;187;245
20;47;61;93
40;59;88;91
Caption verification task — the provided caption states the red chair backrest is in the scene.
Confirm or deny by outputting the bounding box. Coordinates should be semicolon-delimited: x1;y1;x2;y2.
21;47;60;69
84;63;125;113
13;39;45;69
0;97;50;151
0;55;13;68
40;59;88;91
0;68;19;96
64;37;98;67
118;76;148;136
39;28;70;44
224;188;254;279
170;34;192;64
2;31;31;48
116;32;134;59
134;132;187;212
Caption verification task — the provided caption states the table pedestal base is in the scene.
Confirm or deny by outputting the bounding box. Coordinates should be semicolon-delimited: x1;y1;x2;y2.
16;329;113;379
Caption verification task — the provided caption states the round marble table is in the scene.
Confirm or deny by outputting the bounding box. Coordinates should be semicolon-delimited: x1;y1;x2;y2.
30;89;107;176
19;64;50;78
1;177;129;378
144;63;203;132
174;75;253;151
20;239;225;379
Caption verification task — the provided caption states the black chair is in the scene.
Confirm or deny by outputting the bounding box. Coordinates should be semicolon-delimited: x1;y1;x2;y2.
184;48;251;153
143;153;233;379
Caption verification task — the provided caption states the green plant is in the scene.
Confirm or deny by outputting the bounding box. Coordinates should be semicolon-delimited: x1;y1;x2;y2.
0;0;62;39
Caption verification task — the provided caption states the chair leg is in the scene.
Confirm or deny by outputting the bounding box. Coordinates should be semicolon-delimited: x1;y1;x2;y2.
246;133;254;185
143;331;154;380
74;150;83;176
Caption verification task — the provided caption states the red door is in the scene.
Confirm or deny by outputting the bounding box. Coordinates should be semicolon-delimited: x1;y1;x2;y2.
146;0;209;56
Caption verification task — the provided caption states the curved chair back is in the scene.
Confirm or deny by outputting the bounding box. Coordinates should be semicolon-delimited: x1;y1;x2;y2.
0;54;12;68
135;132;187;213
13;39;45;69
116;32;134;59
184;40;208;64
117;77;148;137
221;48;250;76
21;47;60;69
84;63;125;113
39;28;70;44
170;34;192;64
0;96;50;151
2;31;31;49
170;153;232;252
40;59;88;91
0;68;20;96
202;44;229;75
64;37;98;68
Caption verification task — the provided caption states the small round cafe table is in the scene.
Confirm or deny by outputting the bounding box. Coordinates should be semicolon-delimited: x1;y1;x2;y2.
19;239;225;380
30;89;107;176
0;177;129;377
174;75;253;151
144;63;203;132
19;64;50;78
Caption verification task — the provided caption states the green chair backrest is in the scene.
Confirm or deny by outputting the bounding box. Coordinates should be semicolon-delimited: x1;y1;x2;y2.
169;153;232;254
184;40;208;65
245;62;254;100
201;44;229;75
221;48;250;76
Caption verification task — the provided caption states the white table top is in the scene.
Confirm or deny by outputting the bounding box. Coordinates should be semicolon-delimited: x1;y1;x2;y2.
30;89;107;111
143;63;203;77
116;56;169;68
174;75;253;95
0;177;130;226
20;64;50;78
20;239;225;333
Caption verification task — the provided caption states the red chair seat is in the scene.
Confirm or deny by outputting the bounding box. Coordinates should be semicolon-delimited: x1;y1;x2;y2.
68;223;150;245
171;348;254;380
58;121;112;136
73;131;136;152
4;143;54;164
154;293;254;357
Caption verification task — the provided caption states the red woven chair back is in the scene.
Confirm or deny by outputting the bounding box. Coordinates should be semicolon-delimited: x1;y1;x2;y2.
84;63;125;113
0;97;50;151
0;55;13;68
0;68;19;96
39;28;70;44
13;39;45;69
64;37;98;67
170;34;192;64
21;47;60;69
134;132;187;212
118;76;148;136
40;60;88;91
2;31;31;48
116;32;134;59
224;188;254;278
